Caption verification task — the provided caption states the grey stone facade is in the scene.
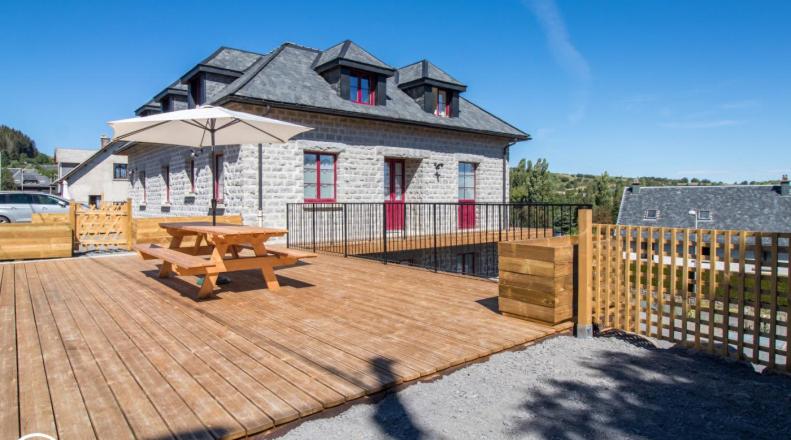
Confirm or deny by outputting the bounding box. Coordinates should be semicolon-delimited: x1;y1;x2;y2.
128;104;511;232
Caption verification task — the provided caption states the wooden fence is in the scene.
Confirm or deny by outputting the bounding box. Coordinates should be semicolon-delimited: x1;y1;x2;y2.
585;224;789;372
0;224;72;260
70;201;133;251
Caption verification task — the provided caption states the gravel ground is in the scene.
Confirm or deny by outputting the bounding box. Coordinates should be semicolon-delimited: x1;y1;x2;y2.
273;333;791;440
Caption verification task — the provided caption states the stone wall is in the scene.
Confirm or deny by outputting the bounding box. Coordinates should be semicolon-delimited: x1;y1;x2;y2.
127;104;513;230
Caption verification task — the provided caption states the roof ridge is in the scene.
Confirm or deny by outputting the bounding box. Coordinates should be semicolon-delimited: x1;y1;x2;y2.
208;44;286;104
458;96;529;139
635;184;777;189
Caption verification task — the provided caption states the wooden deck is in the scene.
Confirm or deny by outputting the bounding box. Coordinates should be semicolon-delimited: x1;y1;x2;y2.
0;253;565;440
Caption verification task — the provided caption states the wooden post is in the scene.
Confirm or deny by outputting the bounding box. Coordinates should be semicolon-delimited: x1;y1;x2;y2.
68;201;77;251
125;198;133;250
576;208;593;337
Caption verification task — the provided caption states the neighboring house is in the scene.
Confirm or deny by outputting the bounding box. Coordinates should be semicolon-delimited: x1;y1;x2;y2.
8;168;55;193
55;136;131;206
617;177;791;232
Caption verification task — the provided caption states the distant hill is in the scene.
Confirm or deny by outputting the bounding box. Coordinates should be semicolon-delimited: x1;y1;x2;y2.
509;158;777;224
0;125;40;160
0;125;54;189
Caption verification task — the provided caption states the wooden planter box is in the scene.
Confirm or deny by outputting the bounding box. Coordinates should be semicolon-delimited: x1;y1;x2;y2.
498;236;577;325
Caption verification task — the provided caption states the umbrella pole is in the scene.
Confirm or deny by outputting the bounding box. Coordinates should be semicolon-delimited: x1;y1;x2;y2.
210;122;217;226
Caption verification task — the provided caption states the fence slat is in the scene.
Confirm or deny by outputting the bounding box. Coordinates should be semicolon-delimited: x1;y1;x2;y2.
624;226;633;333
736;231;747;360
753;233;762;364
694;228;704;349
670;228;678;342
721;231;733;356
635;227;644;335
768;233;778;369
708;230;718;351
682;229;690;344
657;227;666;338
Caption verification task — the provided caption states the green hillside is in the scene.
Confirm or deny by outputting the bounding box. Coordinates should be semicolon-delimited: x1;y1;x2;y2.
509;158;774;224
0;125;54;189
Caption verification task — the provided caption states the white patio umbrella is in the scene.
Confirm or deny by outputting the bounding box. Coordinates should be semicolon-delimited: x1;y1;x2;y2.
108;105;312;225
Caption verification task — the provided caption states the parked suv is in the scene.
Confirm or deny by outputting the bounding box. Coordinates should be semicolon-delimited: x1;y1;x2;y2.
0;191;71;223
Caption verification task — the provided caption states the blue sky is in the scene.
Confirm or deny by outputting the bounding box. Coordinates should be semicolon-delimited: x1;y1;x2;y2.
1;0;788;182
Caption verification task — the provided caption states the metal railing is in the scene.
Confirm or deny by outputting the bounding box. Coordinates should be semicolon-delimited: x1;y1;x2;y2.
286;202;591;278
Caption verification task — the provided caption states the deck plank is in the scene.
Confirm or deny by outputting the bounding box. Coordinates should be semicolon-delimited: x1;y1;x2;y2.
27;263;96;439
0;265;19;440
15;265;57;438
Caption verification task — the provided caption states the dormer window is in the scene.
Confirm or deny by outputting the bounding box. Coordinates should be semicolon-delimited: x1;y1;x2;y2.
349;71;375;105
435;88;450;117
644;209;658;220
697;210;712;221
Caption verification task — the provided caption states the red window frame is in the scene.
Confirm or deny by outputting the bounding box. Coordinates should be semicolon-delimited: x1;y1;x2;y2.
304;152;337;202
213;153;224;203
188;158;196;193
162;165;170;204
435;89;450;117
349;71;376;105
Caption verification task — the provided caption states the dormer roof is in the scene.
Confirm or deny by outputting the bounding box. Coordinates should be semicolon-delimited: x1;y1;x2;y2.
313;40;395;76
397;60;467;92
152;80;188;102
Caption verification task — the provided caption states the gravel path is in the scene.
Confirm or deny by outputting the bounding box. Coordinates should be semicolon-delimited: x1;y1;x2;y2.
273;333;791;440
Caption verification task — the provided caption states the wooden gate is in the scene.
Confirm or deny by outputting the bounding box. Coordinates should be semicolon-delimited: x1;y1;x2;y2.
71;201;132;251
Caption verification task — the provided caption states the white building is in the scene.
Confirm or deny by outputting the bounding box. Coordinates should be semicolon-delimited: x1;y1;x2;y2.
55;136;130;206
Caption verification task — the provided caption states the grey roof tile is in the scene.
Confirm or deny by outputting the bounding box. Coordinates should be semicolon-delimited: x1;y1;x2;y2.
617;185;791;232
313;40;393;72
215;44;525;138
398;60;465;88
202;47;264;72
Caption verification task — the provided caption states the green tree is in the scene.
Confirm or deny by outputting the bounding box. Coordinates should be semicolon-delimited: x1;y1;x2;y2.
510;158;555;203
0;125;38;160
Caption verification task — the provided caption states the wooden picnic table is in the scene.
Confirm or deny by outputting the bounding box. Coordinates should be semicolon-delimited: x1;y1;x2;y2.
133;222;316;297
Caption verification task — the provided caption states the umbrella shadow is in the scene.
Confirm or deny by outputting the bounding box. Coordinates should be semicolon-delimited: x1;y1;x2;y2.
369;357;426;440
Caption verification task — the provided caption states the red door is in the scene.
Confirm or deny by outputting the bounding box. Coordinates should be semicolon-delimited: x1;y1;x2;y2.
458;162;476;229
385;159;405;231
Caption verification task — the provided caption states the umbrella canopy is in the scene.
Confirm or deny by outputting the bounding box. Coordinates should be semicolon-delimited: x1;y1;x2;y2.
108;105;312;225
108;105;311;147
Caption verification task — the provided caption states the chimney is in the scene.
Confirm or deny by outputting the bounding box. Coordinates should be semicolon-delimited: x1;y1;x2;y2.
630;179;641;194
781;174;790;196
100;135;111;148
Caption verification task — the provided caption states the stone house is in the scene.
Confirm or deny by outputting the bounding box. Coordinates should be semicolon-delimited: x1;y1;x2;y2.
118;40;529;274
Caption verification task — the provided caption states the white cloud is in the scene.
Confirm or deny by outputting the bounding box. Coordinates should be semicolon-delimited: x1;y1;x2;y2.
526;0;591;123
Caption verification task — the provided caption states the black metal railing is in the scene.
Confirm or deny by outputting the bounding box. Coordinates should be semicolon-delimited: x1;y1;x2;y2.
286;202;592;278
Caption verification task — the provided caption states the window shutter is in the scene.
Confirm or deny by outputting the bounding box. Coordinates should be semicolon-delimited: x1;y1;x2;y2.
376;76;387;106
423;85;435;113
339;67;350;99
450;92;460;117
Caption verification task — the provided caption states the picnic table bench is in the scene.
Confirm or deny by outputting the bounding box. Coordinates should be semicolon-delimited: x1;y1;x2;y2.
133;222;316;298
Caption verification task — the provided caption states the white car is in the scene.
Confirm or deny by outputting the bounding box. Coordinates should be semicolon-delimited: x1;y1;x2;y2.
0;191;72;223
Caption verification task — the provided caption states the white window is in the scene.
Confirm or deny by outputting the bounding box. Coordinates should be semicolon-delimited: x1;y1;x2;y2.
697;210;712;221
434;88;449;117
644;209;658;220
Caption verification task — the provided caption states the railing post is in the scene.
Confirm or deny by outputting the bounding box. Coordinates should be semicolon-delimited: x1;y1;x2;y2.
576;208;593;338
343;204;348;257
312;203;316;253
382;202;387;264
125;198;133;250
433;203;438;272
286;204;290;248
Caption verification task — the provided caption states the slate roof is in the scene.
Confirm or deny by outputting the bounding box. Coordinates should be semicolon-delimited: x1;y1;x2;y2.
206;42;527;139
312;40;394;73
617;184;791;232
397;60;466;90
201;47;263;72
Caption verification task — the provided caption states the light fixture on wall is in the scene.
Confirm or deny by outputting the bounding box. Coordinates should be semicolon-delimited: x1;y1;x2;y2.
434;162;444;181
